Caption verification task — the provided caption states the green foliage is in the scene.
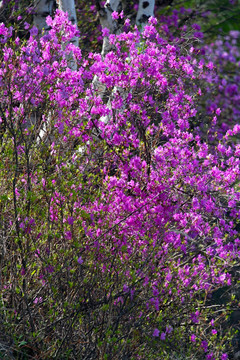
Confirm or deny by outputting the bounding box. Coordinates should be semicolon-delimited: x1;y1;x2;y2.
173;0;240;37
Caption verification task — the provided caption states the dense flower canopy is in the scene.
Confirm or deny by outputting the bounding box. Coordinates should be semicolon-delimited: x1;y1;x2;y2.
0;6;240;360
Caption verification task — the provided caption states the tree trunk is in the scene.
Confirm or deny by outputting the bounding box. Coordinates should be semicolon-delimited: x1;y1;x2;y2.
33;0;55;31
136;0;155;28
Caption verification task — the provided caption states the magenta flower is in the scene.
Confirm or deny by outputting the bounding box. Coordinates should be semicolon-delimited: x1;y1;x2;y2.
152;328;159;337
29;26;38;37
65;231;72;240
201;340;208;352
190;311;200;324
221;354;228;360
77;256;83;264
24;22;30;30
102;28;110;37
68;216;74;225
111;11;119;20
33;297;43;304
190;334;196;343
206;353;215;360
160;332;166;340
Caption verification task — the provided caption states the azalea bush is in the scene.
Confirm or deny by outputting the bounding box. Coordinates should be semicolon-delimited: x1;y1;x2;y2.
0;8;240;360
202;30;240;140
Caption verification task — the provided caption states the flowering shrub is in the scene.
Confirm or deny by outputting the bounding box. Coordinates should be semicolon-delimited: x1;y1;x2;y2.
202;30;240;142
0;9;240;360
